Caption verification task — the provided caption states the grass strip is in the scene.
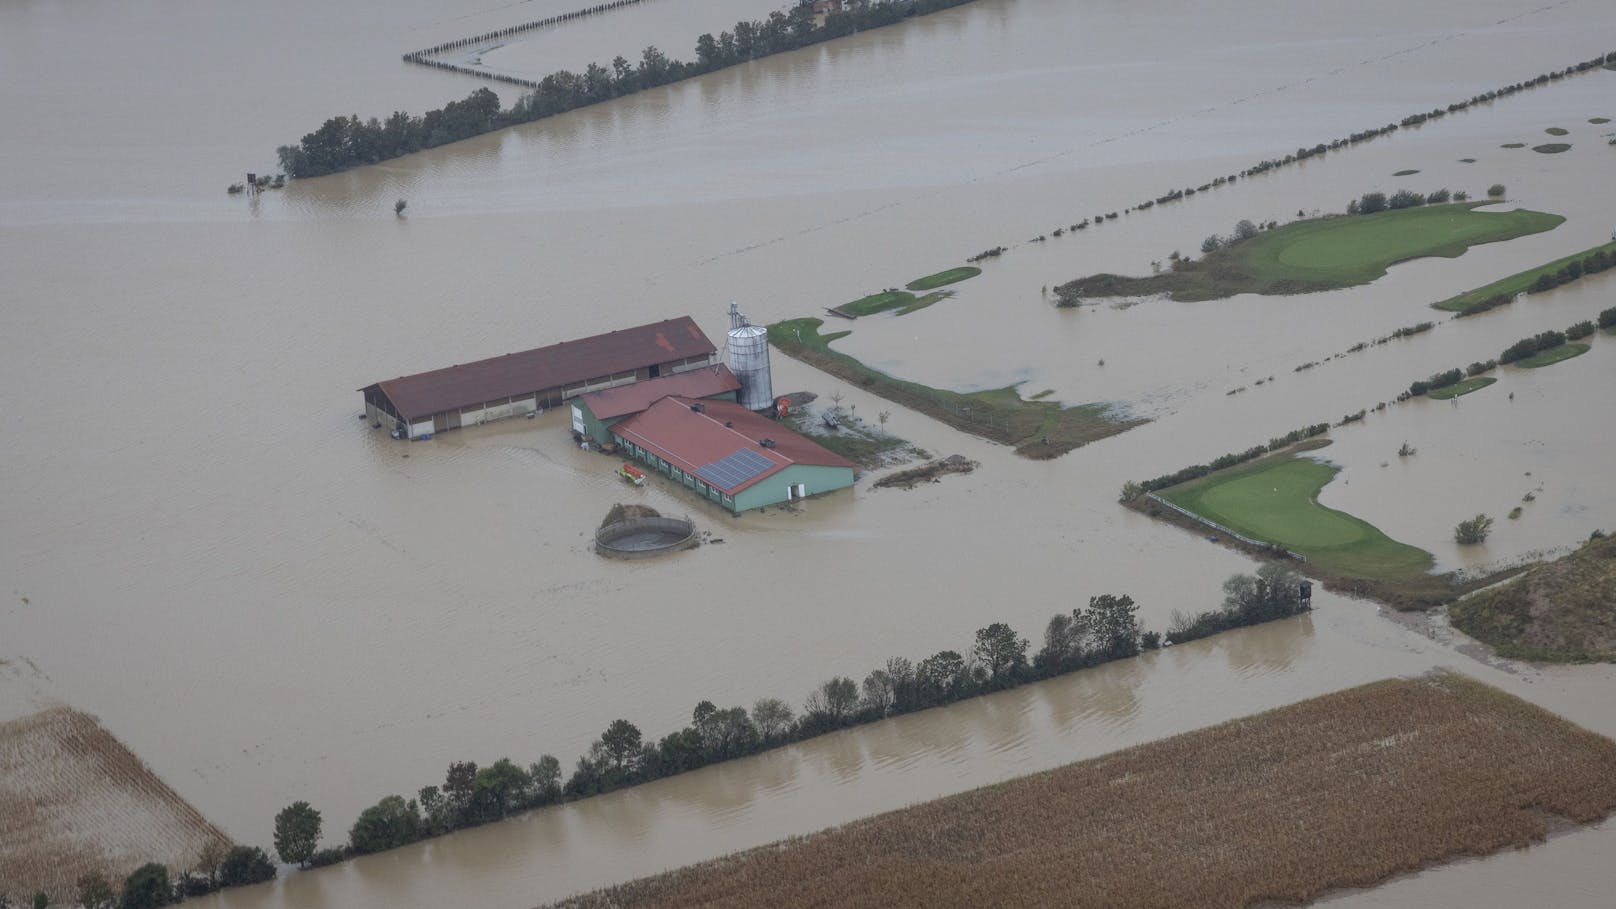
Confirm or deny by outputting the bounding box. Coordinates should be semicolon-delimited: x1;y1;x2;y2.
1160;452;1433;581
1434;239;1616;313
1426;376;1496;399
552;672;1616;909
834;289;950;318
1057;203;1563;303
1517;342;1590;368
768;318;1143;458
905;266;981;291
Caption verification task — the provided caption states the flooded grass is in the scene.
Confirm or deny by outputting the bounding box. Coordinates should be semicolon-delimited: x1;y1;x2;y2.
1056;203;1563;303
0;707;229;900
1516;341;1590;367
1449;534;1616;662
551;672;1616;909
905;266;981;291
767;318;1143;458
1426;376;1497;399
1160;453;1434;581
834;289;950;318
1433;239;1616;313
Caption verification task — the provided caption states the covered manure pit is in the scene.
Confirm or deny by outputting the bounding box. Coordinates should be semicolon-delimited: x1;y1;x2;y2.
595;507;698;559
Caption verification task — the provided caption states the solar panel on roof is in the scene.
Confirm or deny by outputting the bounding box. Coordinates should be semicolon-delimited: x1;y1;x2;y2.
696;447;775;489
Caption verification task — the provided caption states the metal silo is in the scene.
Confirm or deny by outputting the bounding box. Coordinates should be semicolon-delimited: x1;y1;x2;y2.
726;302;774;411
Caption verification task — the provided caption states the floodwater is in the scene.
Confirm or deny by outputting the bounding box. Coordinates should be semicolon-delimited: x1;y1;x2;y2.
3;0;1615;906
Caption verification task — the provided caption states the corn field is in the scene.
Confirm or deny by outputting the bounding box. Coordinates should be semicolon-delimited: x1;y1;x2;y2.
0;707;229;899
552;672;1616;909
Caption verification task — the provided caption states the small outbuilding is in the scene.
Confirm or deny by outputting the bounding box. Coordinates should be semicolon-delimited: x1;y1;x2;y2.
572;364;741;444
610;397;855;514
362;317;717;439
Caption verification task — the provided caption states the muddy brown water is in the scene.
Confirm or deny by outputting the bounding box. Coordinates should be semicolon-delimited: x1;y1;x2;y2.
3;0;1615;906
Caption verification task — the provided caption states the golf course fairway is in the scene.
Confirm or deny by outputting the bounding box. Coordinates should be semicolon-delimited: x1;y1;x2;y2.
1162;455;1433;579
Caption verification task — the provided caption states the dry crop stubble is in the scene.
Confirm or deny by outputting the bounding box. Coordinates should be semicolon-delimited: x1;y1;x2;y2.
0;707;228;898
552;672;1616;909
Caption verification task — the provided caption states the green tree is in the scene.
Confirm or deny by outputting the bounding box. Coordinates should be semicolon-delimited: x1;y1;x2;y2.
804;676;858;722
972;622;1029;682
861;669;895;716
1222;563;1306;622
348;795;421;854
528;754;562;803
1233;219;1259;240
32;894;47;909
1488;183;1506;197
750;697;795;740
273;801;322;866
598;719;643;772
1455;514;1494;544
1085;594;1140;659
119;864;171;909
77;873;116;909
443;760;477;823
916;650;966;702
218;845;277;887
471;758;530;820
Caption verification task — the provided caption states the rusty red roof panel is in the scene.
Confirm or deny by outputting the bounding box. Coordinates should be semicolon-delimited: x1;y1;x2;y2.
579;364;741;420
611;397;855;495
362;317;715;420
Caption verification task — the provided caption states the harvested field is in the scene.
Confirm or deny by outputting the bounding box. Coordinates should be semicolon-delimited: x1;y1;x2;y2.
0;707;228;899
550;672;1616;909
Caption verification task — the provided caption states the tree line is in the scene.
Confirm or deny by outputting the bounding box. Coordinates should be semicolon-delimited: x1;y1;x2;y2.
40;571;1311;907
1401;306;1612;398
277;0;979;178
1119;422;1330;501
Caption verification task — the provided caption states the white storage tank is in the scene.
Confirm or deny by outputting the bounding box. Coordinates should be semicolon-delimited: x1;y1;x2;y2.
726;302;774;411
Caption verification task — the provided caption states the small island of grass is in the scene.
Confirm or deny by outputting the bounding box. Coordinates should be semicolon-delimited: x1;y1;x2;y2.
1057;202;1563;304
768;318;1143;458
832;288;950;318
905;266;981;291
1427;376;1496;399
1501;142;1527;148
1545;127;1570;135
1516;342;1590;368
1592;117;1612;124
1393;169;1420;176
1533;142;1572;154
1459;157;1477;163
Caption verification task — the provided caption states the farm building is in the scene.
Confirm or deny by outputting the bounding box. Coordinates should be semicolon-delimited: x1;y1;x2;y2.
362;317;717;439
572;364;741;444
610;397;855;514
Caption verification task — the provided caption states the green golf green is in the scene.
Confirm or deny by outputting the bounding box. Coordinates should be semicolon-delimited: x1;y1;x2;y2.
1427;376;1496;399
1517;342;1590;368
1163;456;1433;579
1057;203;1563;303
906;266;981;291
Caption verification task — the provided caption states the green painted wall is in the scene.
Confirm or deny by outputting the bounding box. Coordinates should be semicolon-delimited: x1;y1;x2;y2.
732;464;855;513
